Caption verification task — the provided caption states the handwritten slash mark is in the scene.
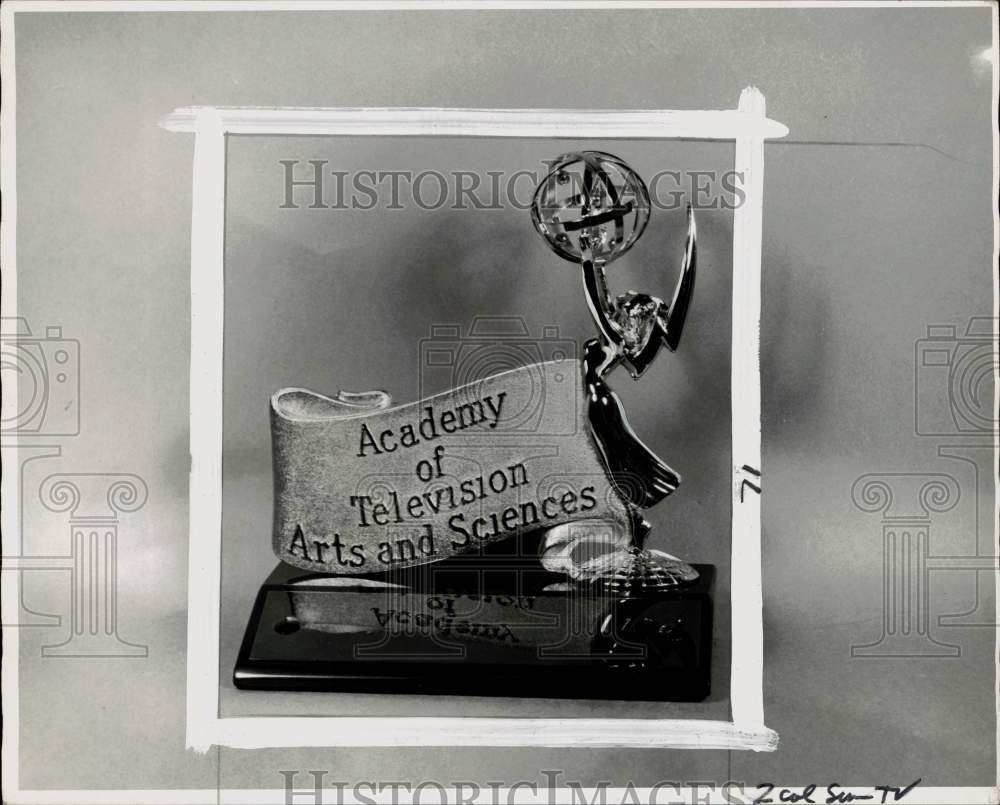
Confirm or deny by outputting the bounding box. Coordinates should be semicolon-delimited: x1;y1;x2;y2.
739;464;761;502
874;779;922;803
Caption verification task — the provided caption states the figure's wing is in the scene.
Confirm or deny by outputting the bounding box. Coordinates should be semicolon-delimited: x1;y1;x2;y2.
659;205;697;352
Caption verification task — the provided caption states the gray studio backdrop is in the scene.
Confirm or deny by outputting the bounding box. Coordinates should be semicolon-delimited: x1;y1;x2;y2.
219;136;736;723
10;5;995;794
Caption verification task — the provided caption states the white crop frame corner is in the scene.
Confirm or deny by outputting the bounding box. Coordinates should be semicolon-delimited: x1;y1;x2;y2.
163;90;788;754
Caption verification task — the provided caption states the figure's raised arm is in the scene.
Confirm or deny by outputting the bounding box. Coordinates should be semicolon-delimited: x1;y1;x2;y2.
659;205;697;352
581;246;626;353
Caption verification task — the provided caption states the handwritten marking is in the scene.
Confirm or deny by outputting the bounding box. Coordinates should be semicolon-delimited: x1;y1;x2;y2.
754;780;921;805
738;464;762;502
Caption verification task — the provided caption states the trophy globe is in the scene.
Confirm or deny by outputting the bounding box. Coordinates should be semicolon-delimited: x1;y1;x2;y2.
531;151;651;266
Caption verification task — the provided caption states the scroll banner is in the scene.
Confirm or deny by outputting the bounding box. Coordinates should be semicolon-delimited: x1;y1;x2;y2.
271;361;632;574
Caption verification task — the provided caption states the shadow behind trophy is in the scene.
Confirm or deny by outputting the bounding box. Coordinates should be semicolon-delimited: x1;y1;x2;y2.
235;152;715;700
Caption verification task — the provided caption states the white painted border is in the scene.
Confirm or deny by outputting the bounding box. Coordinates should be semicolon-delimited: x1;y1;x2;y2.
186;108;228;753
164;93;785;753
159;105;788;139
730;89;766;725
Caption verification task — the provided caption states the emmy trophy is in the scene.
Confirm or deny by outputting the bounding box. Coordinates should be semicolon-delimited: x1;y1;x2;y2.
234;151;714;700
530;151;701;592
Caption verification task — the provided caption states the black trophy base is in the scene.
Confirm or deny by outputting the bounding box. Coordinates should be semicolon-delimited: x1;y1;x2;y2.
235;560;714;701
